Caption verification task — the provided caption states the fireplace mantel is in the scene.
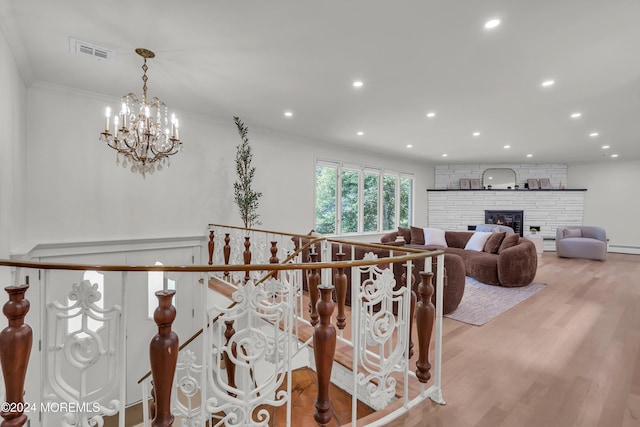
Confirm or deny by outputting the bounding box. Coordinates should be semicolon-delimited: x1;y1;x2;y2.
427;189;587;192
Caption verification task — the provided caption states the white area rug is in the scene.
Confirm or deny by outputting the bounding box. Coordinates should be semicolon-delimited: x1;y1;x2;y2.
444;277;546;326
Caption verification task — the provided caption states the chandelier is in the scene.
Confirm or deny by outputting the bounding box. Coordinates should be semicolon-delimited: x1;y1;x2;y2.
99;48;181;177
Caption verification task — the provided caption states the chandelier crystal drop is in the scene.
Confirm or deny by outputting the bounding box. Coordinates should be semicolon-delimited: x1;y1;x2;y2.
99;48;182;177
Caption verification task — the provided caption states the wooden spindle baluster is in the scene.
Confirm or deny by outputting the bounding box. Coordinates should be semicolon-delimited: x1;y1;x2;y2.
402;263;417;359
308;252;320;327
222;320;238;397
208;230;215;265
149;381;157;422
416;272;435;383
334;253;347;331
150;290;178;427
223;233;231;278
313;284;336;427
269;241;279;280
243;236;252;283
0;283;32;427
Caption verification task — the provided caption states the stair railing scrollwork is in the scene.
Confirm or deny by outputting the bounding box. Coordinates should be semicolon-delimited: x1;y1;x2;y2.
0;225;445;427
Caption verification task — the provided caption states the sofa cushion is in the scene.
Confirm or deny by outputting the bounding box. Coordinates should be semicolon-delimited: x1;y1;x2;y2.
445;247;500;285
483;232;506;254
423;228;448;248
445;231;474;248
464;232;492;252
498;233;520;254
410;226;425;245
381;231;398;244
563;228;582;238
398;227;412;244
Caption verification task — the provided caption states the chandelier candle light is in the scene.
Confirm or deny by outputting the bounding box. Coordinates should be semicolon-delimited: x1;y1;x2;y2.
99;48;182;177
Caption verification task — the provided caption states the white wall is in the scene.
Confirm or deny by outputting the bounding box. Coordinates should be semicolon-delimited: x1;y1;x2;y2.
23;84;432;248
0;24;27;283
569;160;640;250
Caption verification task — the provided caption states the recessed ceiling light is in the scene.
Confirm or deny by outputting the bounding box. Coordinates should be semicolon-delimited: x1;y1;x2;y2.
484;19;501;29
570;112;582;119
353;80;363;88
472;132;481;137
611;154;619;158
426;112;436;118
541;80;555;87
442;153;448;157
504;145;511;149
589;132;599;137
406;144;413;148
284;111;293;117
526;154;533;158
488;176;493;180
357;131;364;136
602;145;610;149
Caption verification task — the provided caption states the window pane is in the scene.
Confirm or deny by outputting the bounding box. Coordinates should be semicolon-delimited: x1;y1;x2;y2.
315;165;337;234
340;169;360;233
363;173;379;232
400;177;412;227
383;175;397;230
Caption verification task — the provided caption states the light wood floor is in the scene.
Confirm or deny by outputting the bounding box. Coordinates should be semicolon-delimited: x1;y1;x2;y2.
390;252;640;427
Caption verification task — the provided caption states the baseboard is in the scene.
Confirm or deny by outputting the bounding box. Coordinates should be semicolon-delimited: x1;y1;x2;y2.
608;246;640;255
545;247;640;255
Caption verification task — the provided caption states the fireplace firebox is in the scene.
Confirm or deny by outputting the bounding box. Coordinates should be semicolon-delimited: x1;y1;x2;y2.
485;210;524;236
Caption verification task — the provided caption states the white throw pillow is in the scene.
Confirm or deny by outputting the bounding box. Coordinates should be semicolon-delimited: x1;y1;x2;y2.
422;228;448;248
464;231;493;252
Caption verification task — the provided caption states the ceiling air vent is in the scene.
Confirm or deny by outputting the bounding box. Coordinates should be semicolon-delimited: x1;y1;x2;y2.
69;37;115;62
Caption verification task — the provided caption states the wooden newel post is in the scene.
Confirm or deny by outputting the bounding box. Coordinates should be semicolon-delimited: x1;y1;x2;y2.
150;290;178;427
308;252;320;327
243;236;252;283
223;233;231;278
401;263;417;358
313;284;336;427
0;283;32;427
222;320;238;396
269;241;279;280
334;253;347;330
208;230;215;265
415;272;435;383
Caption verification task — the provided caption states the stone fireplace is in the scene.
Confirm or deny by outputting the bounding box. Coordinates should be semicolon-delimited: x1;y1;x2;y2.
426;189;585;244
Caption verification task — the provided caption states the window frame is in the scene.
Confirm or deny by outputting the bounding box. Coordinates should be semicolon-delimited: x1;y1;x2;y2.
314;159;414;235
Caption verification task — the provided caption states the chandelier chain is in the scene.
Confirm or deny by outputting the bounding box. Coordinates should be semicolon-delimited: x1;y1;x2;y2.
142;59;149;104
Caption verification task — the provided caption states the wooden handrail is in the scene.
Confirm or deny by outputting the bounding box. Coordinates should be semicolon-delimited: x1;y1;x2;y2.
0;250;441;273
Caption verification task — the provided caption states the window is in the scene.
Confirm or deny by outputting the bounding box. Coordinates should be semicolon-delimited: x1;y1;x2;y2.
148;262;176;318
315;164;337;234
363;171;379;232
382;174;397;230
315;160;414;234
400;176;413;227
340;169;360;233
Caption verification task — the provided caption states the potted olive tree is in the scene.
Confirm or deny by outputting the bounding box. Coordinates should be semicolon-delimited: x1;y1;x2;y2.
233;116;262;229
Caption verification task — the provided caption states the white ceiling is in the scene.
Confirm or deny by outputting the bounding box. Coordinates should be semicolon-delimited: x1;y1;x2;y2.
2;0;640;164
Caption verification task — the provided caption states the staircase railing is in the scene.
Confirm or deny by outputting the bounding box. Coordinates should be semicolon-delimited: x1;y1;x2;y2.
0;225;445;427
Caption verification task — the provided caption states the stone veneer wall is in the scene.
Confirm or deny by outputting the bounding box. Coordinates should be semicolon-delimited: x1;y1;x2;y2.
435;163;568;190
427;190;585;237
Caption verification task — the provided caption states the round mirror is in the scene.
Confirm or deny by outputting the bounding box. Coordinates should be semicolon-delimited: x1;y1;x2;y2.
482;168;516;189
